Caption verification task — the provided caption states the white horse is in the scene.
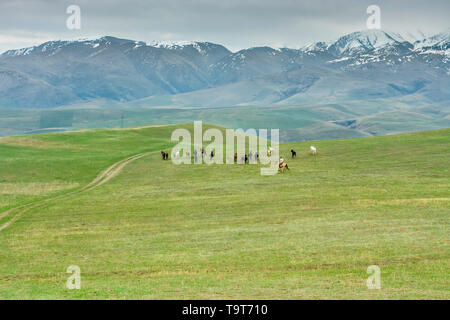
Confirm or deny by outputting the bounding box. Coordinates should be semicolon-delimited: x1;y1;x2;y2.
310;146;317;155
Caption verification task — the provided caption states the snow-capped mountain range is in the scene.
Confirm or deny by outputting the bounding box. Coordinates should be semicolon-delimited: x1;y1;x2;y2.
0;29;449;108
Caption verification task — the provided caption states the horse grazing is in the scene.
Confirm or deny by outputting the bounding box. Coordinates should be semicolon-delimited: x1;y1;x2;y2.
279;162;290;173
291;149;297;158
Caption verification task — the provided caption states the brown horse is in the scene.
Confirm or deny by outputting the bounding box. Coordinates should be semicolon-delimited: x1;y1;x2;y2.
278;162;289;173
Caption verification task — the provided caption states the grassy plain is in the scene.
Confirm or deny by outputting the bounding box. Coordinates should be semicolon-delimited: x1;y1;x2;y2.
0;124;448;299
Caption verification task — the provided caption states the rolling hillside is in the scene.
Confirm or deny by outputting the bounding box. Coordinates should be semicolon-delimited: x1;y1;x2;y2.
0;125;448;299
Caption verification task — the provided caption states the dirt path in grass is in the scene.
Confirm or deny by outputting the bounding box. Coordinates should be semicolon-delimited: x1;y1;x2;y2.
0;151;156;232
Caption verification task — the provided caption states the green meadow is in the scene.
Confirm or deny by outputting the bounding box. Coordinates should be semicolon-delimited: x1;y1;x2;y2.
0;124;448;299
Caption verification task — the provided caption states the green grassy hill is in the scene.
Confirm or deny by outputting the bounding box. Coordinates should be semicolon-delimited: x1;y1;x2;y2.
0;125;448;299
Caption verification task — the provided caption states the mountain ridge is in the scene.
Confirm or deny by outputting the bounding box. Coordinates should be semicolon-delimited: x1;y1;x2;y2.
0;29;449;108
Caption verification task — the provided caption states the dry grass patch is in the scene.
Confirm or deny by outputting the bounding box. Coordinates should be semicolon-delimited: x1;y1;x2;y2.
0;182;79;196
0;137;81;149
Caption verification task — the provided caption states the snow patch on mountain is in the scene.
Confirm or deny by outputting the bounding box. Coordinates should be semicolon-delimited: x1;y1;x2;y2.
328;30;406;55
302;41;331;53
3;46;35;56
397;30;428;43
414;31;450;50
147;40;210;54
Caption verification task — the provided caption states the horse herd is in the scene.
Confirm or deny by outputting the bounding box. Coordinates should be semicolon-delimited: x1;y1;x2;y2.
161;146;318;173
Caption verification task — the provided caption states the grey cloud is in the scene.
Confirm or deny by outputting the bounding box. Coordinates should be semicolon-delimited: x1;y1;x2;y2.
0;0;449;53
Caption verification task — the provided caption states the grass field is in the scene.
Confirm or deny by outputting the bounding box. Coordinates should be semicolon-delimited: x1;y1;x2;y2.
0;124;449;299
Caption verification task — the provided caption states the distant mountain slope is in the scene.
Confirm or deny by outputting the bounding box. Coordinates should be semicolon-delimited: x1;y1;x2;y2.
0;30;449;108
0;37;231;107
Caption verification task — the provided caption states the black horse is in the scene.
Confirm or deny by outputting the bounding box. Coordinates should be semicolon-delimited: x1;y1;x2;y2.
291;149;297;158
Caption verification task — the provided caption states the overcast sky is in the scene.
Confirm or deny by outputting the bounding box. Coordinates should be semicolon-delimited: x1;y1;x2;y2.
0;0;449;53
